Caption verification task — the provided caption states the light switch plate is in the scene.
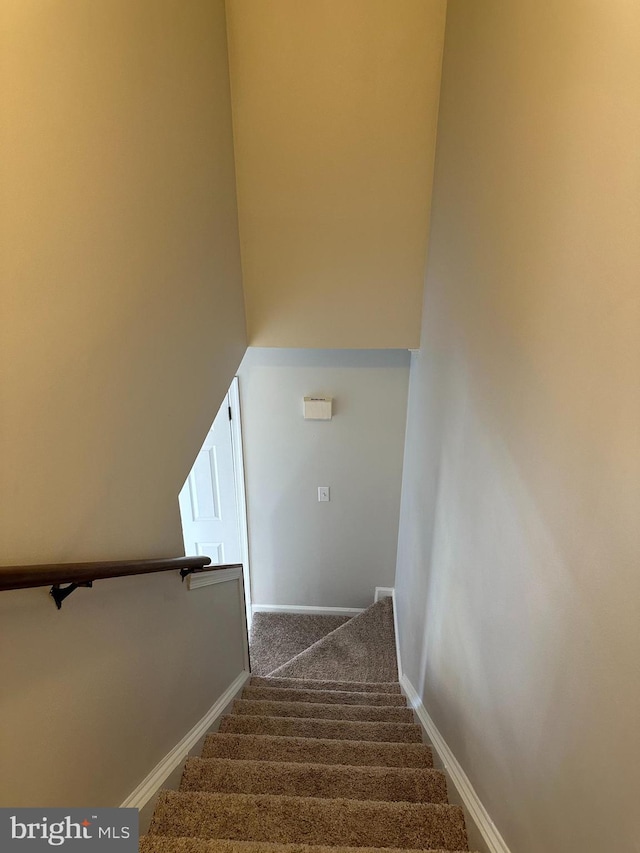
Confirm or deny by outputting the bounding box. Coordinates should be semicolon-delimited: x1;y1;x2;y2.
318;486;330;502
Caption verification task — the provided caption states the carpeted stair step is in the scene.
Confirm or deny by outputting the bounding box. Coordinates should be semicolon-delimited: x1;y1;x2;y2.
249;677;402;695
233;699;414;724
242;687;407;707
219;714;423;744
149;791;468;850
140;837;471;853
180;757;448;803
202;733;433;768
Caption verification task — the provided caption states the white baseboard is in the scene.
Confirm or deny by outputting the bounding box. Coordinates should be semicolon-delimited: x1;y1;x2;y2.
374;586;394;602
120;669;250;810
401;674;511;853
389;589;403;680
375;586;403;680
252;604;364;617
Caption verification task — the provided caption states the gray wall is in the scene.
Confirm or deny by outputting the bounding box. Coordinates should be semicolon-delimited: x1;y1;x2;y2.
395;2;640;852
239;349;410;608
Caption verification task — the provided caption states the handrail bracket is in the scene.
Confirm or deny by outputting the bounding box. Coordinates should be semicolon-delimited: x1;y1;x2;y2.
50;581;93;610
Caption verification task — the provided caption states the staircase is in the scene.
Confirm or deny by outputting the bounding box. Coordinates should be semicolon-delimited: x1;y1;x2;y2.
141;602;470;853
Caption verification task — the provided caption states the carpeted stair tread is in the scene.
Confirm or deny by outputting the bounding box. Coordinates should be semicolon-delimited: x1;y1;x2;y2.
140;837;471;853
149;791;468;850
249;677;402;695
180;757;447;803
148;599;470;851
233;699;414;724
202;733;433;768
219;714;423;744
269;599;398;682
242;687;406;707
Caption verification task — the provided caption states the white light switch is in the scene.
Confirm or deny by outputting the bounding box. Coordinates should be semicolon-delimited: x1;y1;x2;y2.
318;486;330;502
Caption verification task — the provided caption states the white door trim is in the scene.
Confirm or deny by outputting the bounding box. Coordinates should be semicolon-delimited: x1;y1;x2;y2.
228;376;252;630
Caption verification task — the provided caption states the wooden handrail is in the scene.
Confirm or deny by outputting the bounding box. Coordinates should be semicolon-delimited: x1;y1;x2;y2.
0;557;243;608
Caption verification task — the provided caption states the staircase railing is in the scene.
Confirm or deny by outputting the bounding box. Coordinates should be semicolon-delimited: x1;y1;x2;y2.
0;556;242;609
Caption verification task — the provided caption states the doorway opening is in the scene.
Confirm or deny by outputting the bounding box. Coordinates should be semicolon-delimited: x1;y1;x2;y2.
178;377;252;626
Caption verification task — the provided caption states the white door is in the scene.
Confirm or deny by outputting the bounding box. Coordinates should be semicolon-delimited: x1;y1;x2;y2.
178;393;242;565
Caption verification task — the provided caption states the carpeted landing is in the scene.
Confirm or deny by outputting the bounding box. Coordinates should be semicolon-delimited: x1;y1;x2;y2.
249;613;351;676
267;599;398;683
143;599;471;853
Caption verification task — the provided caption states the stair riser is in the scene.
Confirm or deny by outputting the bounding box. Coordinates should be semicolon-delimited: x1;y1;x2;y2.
233;699;414;723
242;687;407;707
150;792;468;851
202;734;434;768
249;677;402;695
181;758;448;803
219;715;423;744
140;840;469;853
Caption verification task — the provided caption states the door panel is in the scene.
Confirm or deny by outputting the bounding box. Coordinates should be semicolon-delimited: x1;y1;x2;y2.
178;394;241;565
188;447;221;521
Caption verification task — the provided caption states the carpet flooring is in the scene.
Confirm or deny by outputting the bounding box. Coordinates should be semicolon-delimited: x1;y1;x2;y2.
269;598;398;682
241;686;407;706
144;599;471;852
248;676;401;694
250;613;350;676
201;731;434;768
141;841;460;853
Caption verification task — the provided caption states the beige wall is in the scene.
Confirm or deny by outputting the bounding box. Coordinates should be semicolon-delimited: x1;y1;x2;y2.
226;0;446;349
395;2;640;851
0;1;248;807
238;349;410;608
0;0;246;564
0;575;247;806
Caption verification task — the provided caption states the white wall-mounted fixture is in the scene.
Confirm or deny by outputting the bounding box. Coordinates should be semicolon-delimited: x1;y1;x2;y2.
303;396;332;420
318;486;330;502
